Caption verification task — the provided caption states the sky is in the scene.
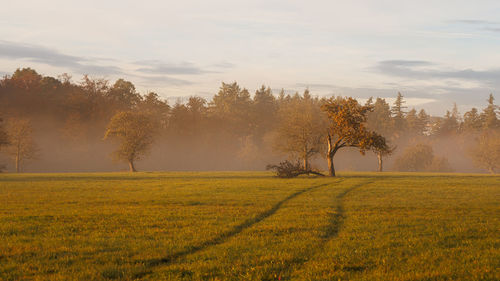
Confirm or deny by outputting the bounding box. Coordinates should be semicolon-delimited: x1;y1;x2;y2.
1;0;500;115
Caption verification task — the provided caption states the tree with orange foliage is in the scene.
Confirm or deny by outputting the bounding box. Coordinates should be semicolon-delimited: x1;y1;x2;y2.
321;97;390;176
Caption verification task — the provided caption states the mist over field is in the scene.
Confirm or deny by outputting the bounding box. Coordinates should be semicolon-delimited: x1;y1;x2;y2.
0;69;497;174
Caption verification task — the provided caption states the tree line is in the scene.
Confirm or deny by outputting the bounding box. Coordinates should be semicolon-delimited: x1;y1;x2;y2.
0;68;498;174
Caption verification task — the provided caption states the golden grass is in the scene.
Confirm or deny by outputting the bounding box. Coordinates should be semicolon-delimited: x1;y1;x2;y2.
0;172;498;280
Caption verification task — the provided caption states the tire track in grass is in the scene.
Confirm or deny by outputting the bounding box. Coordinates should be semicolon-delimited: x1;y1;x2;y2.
142;181;339;270
322;180;373;239
285;179;374;280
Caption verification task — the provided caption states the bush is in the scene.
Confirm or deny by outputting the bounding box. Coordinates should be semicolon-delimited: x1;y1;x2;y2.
394;144;434;172
468;130;500;174
428;156;454;172
394;144;453;172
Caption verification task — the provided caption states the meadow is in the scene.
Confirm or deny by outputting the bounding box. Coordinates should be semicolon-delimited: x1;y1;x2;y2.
0;172;498;281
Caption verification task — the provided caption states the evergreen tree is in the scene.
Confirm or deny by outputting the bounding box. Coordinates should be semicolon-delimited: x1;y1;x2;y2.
481;94;499;130
391;92;407;134
406;108;419;136
439;108;460;135
462;108;482;132
417;109;430;135
253;85;277;139
210;82;253;136
366;98;393;137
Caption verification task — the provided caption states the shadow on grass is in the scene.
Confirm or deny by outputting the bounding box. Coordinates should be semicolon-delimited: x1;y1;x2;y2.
141;182;336;269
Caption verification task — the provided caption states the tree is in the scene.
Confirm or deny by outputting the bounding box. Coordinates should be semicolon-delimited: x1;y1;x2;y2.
106;79;142;111
391;92;407;134
137;92;170;129
209;82;253;136
370;134;395;172
186;96;208;134
0;118;9;172
469;130;500;174
393;144;434;172
5;118;38;172
481;94;499;130
417;109;430;135
366;98;394;137
321;97;389;176
253;85;277;139
0;118;8;148
104;111;157;172
167;97;207;138
406;108;429;136
406;108;419;136
428;156;454;172
462;108;482;132
274;91;325;170
10;68;42;90
436;108;460;136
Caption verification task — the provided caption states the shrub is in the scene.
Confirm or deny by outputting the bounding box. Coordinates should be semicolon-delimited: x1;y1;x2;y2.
428;156;454;172
394;144;434;172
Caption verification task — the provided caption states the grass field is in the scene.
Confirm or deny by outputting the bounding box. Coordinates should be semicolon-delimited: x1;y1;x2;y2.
0;172;498;281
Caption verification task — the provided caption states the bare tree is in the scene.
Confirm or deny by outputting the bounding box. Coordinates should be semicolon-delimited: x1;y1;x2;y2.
274;91;326;170
0;118;9;172
5;118;38;172
104;111;157;172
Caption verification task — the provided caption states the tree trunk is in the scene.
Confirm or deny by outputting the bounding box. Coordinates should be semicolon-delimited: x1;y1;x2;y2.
15;154;20;173
326;134;336;177
377;152;383;172
327;153;335;177
303;155;308;171
128;160;136;172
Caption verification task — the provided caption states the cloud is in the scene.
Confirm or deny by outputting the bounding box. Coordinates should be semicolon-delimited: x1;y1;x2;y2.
378;60;433;67
211;61;235;69
134;60;210;75
0;41;199;86
375;60;500;86
450;19;498;25
130;74;193;86
0;40;79;64
0;40;123;75
450;19;500;33
295;83;337;89
485;27;500;32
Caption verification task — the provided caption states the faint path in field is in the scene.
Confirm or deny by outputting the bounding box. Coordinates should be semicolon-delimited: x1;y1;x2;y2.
281;179;374;280
322;180;373;240
142;181;337;270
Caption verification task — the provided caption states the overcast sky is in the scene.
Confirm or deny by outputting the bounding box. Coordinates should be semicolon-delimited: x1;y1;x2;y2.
1;0;499;115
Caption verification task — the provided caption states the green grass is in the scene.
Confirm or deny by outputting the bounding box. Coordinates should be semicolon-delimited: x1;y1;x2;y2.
0;172;498;280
